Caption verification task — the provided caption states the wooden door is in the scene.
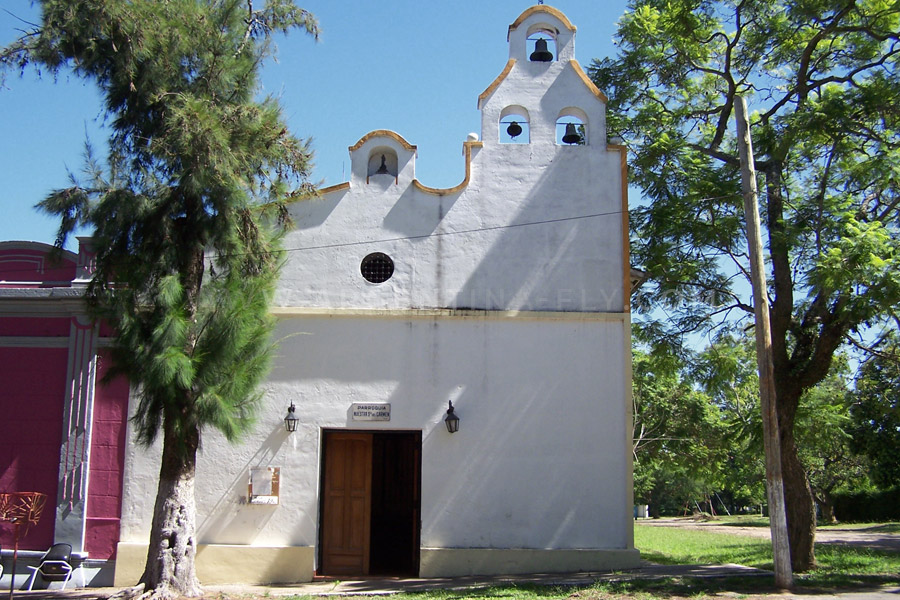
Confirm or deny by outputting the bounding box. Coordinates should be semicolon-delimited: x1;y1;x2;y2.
320;432;373;575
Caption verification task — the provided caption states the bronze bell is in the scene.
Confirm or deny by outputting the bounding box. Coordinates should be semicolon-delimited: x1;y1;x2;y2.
530;38;553;62
562;123;582;144
506;121;523;139
375;154;390;174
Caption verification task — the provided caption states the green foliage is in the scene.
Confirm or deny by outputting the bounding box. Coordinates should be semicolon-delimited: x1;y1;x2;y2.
592;0;900;369
794;359;870;520
833;488;900;522
631;339;731;511
594;0;900;568
850;335;900;489
3;0;318;459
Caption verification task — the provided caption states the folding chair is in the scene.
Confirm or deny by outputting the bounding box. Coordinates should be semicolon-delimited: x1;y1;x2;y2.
26;543;73;590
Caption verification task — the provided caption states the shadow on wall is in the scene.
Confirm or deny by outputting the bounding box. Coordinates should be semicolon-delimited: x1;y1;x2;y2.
196;425;293;545
383;185;459;238
269;315;628;551
449;146;623;313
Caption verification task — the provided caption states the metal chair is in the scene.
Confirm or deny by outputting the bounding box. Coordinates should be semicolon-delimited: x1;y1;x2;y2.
26;543;73;590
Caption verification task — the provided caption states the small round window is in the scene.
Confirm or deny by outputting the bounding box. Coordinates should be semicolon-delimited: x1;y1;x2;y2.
360;252;394;283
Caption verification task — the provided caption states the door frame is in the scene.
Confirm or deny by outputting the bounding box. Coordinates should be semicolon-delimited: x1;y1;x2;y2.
317;429;422;577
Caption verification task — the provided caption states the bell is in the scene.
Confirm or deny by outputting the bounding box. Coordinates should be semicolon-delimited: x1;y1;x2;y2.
506;121;523;139
562;123;582;144
375;154;390;175
530;38;553;62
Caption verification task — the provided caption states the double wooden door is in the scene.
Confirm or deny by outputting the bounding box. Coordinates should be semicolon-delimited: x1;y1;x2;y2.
319;430;421;576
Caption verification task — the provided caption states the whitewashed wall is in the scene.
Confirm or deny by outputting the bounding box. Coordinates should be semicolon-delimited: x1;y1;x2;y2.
118;313;633;552
117;5;638;581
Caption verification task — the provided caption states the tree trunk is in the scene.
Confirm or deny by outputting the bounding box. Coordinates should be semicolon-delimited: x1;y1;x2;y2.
140;418;202;599
779;423;817;571
765;163;816;573
817;491;836;525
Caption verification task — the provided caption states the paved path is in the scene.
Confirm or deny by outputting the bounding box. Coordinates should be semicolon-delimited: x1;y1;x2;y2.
6;522;899;600
6;563;899;600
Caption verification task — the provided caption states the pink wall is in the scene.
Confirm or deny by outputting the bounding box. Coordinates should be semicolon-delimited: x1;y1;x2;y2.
85;351;129;559
0;347;67;550
0;247;76;287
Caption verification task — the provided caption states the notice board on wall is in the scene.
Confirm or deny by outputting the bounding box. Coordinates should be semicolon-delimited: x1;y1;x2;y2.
248;466;280;504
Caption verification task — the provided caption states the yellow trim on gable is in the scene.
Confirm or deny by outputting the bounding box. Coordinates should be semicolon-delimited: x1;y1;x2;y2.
412;141;483;196
349;129;417;153
508;5;576;39
477;59;516;109
569;60;608;103
319;181;351;195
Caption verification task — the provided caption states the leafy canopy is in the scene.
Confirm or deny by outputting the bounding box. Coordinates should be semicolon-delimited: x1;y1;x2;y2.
2;0;319;457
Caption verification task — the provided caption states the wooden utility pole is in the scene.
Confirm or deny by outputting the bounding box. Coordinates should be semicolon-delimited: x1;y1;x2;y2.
735;95;793;589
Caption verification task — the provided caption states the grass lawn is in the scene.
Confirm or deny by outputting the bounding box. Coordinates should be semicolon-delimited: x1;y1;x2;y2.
634;520;900;589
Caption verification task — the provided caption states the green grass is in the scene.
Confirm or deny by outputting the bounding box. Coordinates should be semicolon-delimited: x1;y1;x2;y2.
634;521;900;588
635;523;774;569
272;523;900;600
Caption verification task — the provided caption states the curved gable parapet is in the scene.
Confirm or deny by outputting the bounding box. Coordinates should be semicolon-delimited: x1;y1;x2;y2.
349;130;417;153
412;141;483;197
507;5;576;39
508;5;577;62
567;60;608;104
478;59;516;110
349;130;418;186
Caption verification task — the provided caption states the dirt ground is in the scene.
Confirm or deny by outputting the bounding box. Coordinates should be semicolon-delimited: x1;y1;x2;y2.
637;517;900;553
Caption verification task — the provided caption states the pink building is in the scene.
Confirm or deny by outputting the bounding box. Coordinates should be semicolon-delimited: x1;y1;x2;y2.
0;239;129;588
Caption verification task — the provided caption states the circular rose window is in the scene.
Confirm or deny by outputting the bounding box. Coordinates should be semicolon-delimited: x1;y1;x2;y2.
360;252;394;283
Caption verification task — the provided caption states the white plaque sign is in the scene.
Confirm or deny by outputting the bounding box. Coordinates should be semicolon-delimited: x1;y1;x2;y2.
351;403;391;421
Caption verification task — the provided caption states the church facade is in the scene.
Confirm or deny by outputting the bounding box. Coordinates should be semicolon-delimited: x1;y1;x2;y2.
2;5;639;587
121;5;637;583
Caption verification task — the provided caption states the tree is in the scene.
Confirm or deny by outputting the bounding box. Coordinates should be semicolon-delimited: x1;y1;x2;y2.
850;334;900;489
796;368;868;524
2;2;318;597
593;0;900;570
632;342;728;515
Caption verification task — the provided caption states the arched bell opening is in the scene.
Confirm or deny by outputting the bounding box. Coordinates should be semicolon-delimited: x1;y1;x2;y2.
500;105;530;144
556;108;588;146
527;27;557;62
367;147;399;181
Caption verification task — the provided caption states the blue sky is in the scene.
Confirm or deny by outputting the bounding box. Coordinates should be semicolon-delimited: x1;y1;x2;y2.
1;1;629;250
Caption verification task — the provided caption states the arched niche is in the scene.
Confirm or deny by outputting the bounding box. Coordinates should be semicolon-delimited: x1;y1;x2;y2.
556;107;589;145
500;105;531;144
527;26;558;62
367;146;399;180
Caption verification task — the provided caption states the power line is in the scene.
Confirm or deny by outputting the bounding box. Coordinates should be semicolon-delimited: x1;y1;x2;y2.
0;208;624;279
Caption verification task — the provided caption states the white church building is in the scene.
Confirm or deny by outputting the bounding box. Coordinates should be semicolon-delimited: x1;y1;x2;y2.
114;4;639;584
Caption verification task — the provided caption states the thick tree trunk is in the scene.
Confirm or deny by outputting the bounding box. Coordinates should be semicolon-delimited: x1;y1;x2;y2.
779;418;817;571
765;164;817;573
140;419;202;599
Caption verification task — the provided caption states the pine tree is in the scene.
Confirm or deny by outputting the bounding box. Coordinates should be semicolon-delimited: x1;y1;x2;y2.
2;1;318;596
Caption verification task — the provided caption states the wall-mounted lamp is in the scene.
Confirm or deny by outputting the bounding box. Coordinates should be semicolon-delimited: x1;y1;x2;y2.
284;402;299;432
444;400;460;433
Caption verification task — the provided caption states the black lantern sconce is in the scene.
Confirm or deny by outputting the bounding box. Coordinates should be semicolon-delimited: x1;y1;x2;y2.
284;401;299;433
444;400;460;433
